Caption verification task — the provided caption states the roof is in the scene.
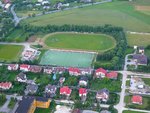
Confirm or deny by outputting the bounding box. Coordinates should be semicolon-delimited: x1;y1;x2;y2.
8;64;18;68
26;84;38;93
95;68;107;74
80;76;88;82
60;86;71;95
17;72;26;80
97;88;109;95
79;88;87;95
3;0;10;4
36;97;49;102
133;54;147;65
20;64;30;69
45;84;57;92
0;82;12;88
106;71;118;79
132;95;142;103
15;96;34;113
29;65;42;73
82;110;98;113
69;67;80;73
139;46;144;50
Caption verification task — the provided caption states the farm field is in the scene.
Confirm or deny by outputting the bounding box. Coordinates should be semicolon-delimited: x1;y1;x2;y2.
23;1;150;32
127;33;150;47
0;45;23;62
44;32;116;52
40;50;95;68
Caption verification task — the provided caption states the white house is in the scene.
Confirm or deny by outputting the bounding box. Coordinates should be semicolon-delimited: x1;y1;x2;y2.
8;64;19;71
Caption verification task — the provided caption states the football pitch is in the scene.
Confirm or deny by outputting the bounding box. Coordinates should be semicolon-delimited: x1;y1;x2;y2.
39;50;95;68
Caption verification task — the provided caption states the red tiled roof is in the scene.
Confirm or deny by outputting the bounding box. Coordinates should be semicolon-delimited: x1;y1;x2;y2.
0;82;12;89
132;95;142;103
79;88;87;95
95;68;107;74
20;64;30;69
68;67;80;73
60;86;71;95
106;71;118;79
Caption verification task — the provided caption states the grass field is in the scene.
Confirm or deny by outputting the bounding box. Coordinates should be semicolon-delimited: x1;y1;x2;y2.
23;1;150;32
0;45;23;62
127;33;150;47
45;33;116;52
123;110;145;113
40;50;95;68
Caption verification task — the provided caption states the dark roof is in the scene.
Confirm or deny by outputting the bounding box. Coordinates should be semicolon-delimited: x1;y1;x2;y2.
36;97;49;102
133;54;148;65
97;88;109;95
15;96;34;113
17;72;26;80
139;46;144;50
80;76;88;81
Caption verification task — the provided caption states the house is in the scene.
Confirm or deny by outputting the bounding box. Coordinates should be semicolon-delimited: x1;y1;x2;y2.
68;67;81;76
106;71;118;79
25;84;38;94
132;54;147;65
20;64;30;72
55;2;63;9
96;88;109;102
132;95;142;105
45;84;57;97
15;96;51;113
4;3;11;9
43;67;53;74
80;68;93;75
79;88;87;97
79;76;88;86
42;1;50;5
16;72;27;83
138;46;144;54
0;82;12;90
29;65;42;73
8;64;19;71
95;68;107;78
59;77;65;86
100;110;111;113
53;67;66;74
60;86;72;96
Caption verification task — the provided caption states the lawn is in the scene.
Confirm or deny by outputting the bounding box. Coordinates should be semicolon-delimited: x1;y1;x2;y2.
23;1;150;32
0;45;23;62
127;33;150;47
123;110;145;113
142;78;150;86
8;97;16;109
45;32;116;52
125;95;150;110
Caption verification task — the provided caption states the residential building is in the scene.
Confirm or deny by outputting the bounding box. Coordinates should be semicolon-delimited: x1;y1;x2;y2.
79;88;87;97
95;68;107;78
15;96;51;113
96;88;109;102
43;67;53;74
0;82;12;90
68;67;81;76
60;86;72;96
16;72;27;83
106;71;118;79
59;77;65;86
29;65;42;73
45;84;57;97
20;64;30;72
132;54;147;65
138;46;144;54
132;95;142;105
25;84;38;94
7;64;19;71
80;68;93;75
53;67;66;74
79;76;88;86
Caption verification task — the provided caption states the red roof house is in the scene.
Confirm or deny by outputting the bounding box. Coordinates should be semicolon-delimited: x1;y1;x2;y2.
79;88;87;97
0;82;12;90
132;95;142;105
60;86;72;96
106;71;118;79
20;64;30;72
95;68;107;78
68;67;81;76
7;64;19;71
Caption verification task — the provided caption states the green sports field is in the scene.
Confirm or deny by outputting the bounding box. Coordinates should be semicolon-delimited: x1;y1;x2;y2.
127;33;150;47
23;1;150;32
0;45;23;62
45;33;116;52
40;50;95;68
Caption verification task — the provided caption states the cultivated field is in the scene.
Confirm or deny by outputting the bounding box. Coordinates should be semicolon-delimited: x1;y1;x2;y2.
40;50;95;68
23;1;150;32
127;33;150;47
0;45;23;62
44;32;116;52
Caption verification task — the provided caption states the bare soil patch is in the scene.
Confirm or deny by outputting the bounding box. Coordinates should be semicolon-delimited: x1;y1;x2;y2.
135;5;150;11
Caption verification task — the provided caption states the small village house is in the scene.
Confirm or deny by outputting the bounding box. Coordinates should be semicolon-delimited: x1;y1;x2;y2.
59;77;65;86
68;67;81;76
8;64;19;71
16;72;27;83
60;86;72;97
132;95;143;105
132;54;147;65
106;71;118;79
45;84;57;98
0;82;12;90
138;46;144;54
96;88;109;102
95;68;107;78
43;67;53;74
20;64;30;72
79;76;88;86
29;65;42;73
25;84;38;94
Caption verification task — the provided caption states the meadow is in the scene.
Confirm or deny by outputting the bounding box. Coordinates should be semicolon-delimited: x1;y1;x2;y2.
0;45;23;62
127;33;150;47
45;32;116;51
23;1;150;32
